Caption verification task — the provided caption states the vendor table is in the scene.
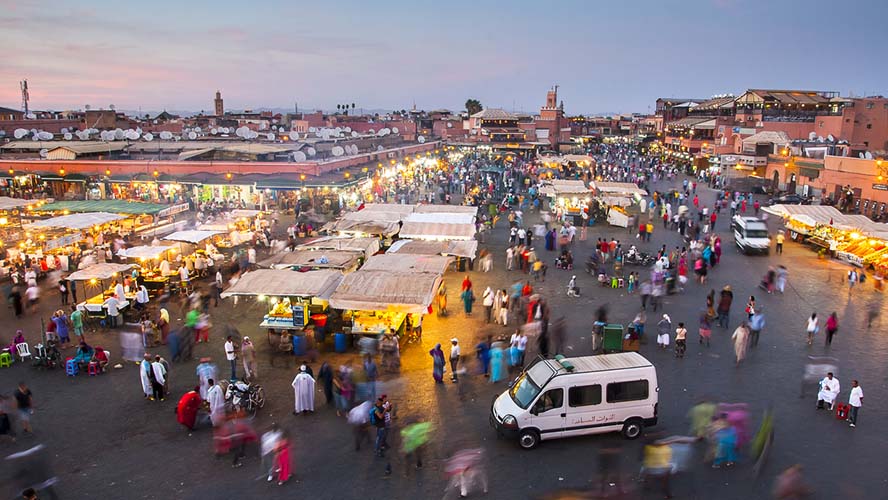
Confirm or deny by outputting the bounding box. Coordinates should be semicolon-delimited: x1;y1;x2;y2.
349;311;407;336
78;295;131;313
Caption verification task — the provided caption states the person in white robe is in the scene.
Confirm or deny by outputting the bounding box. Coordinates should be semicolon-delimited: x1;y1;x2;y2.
817;373;840;410
206;378;226;426
139;353;153;399
291;365;315;414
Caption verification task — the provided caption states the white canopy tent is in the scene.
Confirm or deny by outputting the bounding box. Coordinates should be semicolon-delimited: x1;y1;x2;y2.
360;254;452;274
28;212;126;230
221;269;344;300
296;236;380;259
386;239;478;259
329;270;442;314
68;263;134;281
163;229;226;244
591;181;648;197
118;244;175;260
398;221;476;241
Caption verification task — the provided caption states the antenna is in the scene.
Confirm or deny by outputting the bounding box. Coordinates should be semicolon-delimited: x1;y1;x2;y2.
20;79;29;116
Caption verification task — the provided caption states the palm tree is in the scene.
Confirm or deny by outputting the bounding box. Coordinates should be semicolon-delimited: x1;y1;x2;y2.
336;104;341;112
351;103;356;110
465;99;482;116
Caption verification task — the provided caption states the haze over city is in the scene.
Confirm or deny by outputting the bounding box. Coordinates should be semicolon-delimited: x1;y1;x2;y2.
2;0;887;114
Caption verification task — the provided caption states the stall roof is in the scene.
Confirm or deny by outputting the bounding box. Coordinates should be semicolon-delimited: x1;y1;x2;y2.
539;180;591;196
28;211;126;229
163;229;225;244
404;212;476;224
329;270;442;314
762;204;844;224
221;269;344;299
386;239;478;259
68;263;134;281
358;203;417;215
37;200;174;216
398;221;476;241
0;197;32;211
296;236;380;259
118;244;175;260
413;204;479;215
229;209;263;218
258;249;363;270
591;182;648;196
360;254;453;274
321;219;401;237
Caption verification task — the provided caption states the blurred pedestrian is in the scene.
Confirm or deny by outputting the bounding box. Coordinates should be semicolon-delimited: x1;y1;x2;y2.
176;386;203;431
656;314;672;349
429;343;445;384
773;464;812;499
272;430;291;485
825;312;838;346
14;382;33;434
348;401;371;451
449;338;461;383
805;313;818;346
731;322;750;365
259;424;282;480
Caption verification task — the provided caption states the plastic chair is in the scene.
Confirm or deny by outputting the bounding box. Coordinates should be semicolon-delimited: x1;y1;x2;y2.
0;352;12;368
66;358;79;376
87;362;99;376
16;342;32;363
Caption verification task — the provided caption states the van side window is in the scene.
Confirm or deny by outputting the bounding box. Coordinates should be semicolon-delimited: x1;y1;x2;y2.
606;380;649;403
568;385;602;407
533;388;564;414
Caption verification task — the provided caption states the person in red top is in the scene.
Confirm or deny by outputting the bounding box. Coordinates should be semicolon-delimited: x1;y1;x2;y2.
693;195;699;208
177;386;203;431
710;211;718;231
521;281;533;297
638;222;647;239
461;275;472;291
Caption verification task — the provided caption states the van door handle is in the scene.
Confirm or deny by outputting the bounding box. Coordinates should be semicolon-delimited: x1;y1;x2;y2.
560;413;566;418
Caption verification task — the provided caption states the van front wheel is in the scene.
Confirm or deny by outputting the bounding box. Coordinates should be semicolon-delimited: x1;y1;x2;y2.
622;419;643;440
519;429;540;449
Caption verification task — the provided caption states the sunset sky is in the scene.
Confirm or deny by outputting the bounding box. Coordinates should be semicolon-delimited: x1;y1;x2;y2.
1;0;886;115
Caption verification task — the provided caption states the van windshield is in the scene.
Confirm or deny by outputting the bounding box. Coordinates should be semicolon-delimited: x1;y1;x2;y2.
509;373;541;409
509;361;556;409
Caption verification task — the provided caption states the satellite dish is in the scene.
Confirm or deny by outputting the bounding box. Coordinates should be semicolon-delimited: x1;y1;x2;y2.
335;127;342;134
817;136;824;143
308;127;316;133
827;134;835;142
293;151;306;161
210;128;218;135
306;147;316;157
331;146;344;157
377;145;384;151
144;133;154;142
39;149;48;158
266;133;275;141
221;127;230;134
351;131;358;138
392;127;399;134
26;113;37;119
13;128;28;139
37;131;53;140
808;131;817;141
61;128;69;134
865;151;874;159
343;127;351;133
135;127;142;135
114;129;125;140
188;131;198;140
125;130;139;140
64;133;73;140
417;135;426;144
159;131;173;140
859;153;865;159
194;127;202;133
367;129;375;134
447;122;453;128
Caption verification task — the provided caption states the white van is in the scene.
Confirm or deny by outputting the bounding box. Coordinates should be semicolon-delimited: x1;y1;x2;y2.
731;215;771;254
490;353;659;449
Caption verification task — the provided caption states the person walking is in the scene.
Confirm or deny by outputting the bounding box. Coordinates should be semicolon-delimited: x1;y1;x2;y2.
224;336;237;381
674;322;687;358
749;309;765;348
656;314;672;349
460;287;475;316
775;231;785;255
449;338;461;383
241;336;257;381
482;287;494;323
13;382;33;434
291;365;315;415
717;286;733;328
731;322;750;365
825;312;838;346
429;344;445;384
847;380;863;428
372;398;388;457
805;313;818;346
151;355;167;401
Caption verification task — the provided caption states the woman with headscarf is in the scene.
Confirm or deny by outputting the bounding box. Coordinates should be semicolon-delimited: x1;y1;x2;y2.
657;314;672;349
429;344;445;384
460;287;474;316
731;322;750;365
489;341;505;383
157;308;170;344
7;330;25;356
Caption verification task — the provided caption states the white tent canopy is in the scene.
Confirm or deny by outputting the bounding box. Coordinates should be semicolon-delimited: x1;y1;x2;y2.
296;236;380;259
329;270;442;314
539;180;591;197
404;212;475;224
118;244;175;260
398;221;476;241
360;254;453;274
221;269;344;299
28;212;125;229
591;181;648;196
386;239;478;259
163;229;225;244
67;263;134;281
0;197;34;211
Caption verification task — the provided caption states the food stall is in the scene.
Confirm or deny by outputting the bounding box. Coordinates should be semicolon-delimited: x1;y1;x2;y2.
329;268;443;338
220;268;344;348
539;180;593;225
117;243;177;293
68;263;135;318
590;182;648;228
258;249;364;272
386;239;478;260
162;229;226;262
295;236;381;260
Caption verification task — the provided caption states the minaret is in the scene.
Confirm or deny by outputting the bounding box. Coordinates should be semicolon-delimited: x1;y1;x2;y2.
214;90;224;116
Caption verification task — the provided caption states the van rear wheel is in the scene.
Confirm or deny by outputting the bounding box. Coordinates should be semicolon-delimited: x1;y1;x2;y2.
622;419;643;440
519;429;540;449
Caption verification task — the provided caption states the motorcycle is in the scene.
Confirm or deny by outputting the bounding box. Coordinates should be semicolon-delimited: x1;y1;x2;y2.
32;341;62;369
222;379;266;416
624;252;655;267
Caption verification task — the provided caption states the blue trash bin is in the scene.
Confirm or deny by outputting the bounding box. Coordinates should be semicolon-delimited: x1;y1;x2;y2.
334;332;347;353
292;335;306;356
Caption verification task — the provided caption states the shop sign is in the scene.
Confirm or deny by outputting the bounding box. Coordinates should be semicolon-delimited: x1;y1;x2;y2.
835;250;863;268
44;233;80;251
872;184;888;191
157;202;190;218
291;304;307;327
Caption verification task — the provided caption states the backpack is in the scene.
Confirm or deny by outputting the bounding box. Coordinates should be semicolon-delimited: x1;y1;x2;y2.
369;406;378;426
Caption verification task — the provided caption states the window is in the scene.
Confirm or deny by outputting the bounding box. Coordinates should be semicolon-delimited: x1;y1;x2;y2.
533;388;564;414
569;385;602;407
867;124;873;129
866;102;874;109
606;380;649;403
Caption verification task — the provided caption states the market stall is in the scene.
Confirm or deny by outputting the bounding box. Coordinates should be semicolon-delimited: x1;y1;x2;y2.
68;263;135;317
221;268;344;347
590;182;648;228
360;253;453;274
539;179;593;224
117;243;178;293
295;236;380;260
386;239;478;259
258;249;363;272
329;269;442;336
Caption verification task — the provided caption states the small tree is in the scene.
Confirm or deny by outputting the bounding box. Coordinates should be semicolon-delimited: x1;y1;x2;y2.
465;99;482;116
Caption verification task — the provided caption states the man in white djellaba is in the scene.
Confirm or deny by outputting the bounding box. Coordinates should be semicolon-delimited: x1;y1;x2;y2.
292;365;315;415
817;372;840;410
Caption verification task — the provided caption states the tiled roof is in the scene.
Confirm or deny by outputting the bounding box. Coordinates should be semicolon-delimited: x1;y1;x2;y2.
471;108;517;120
